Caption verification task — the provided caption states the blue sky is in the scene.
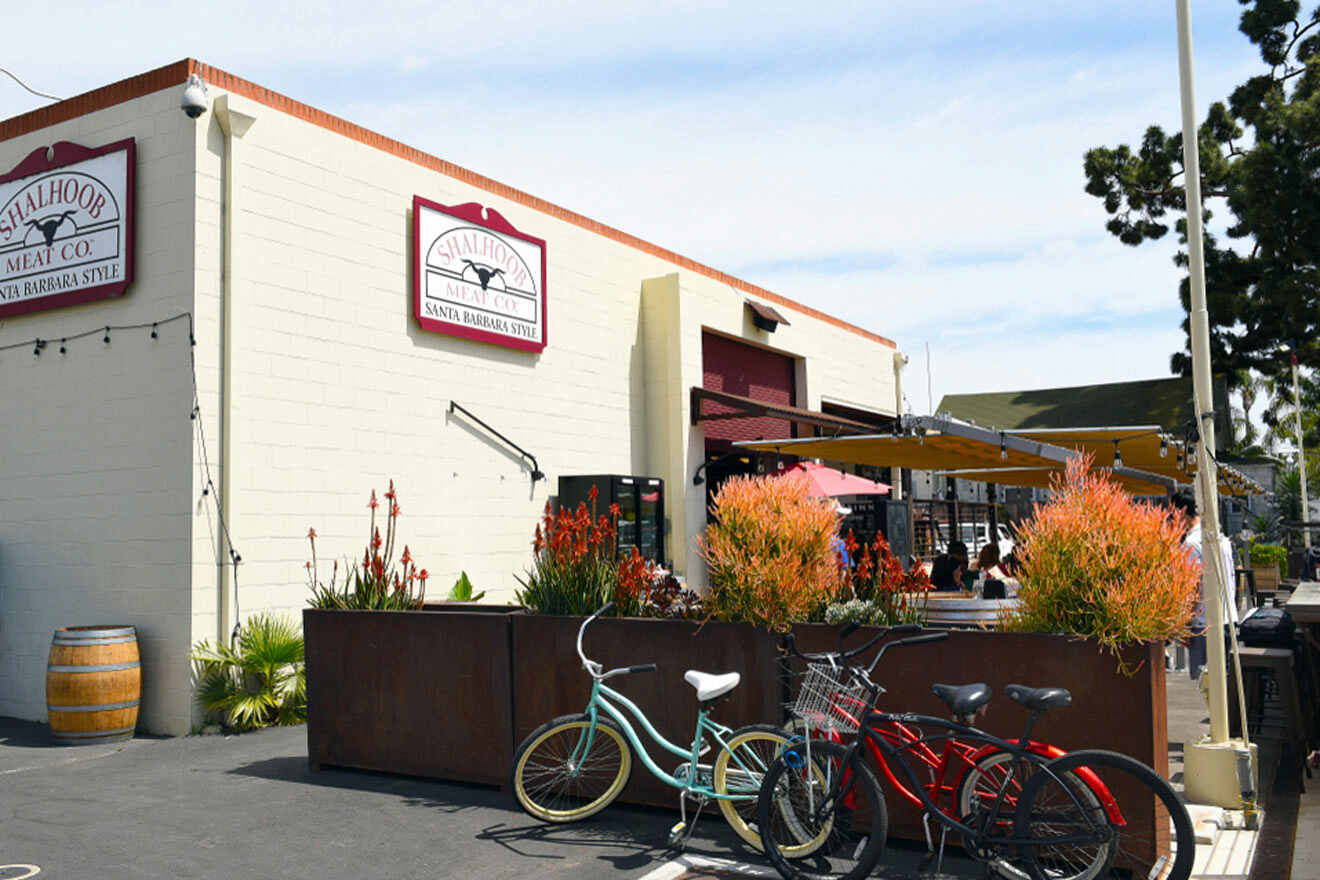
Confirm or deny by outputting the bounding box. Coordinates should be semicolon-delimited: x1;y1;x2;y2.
0;1;1265;410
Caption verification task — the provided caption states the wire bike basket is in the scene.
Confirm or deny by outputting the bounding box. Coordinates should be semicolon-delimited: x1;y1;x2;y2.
791;663;870;734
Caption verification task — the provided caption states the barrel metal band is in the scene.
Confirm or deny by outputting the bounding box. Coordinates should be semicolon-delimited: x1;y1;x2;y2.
51;726;136;739
52;636;137;646
47;661;141;673
47;699;141;713
55;627;136;640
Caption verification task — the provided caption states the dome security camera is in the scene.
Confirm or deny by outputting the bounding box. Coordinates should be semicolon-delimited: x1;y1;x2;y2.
181;74;208;119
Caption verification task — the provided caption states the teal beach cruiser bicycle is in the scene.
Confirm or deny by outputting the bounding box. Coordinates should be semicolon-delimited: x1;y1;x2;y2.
511;603;824;853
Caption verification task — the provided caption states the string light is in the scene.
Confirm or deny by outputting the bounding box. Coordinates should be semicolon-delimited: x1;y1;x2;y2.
0;311;244;644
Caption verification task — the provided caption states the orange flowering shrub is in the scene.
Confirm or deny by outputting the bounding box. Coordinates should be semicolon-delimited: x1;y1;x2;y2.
697;473;843;632
1006;456;1200;665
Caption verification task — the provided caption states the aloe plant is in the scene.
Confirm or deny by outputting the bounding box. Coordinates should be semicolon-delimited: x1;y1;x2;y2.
192;613;306;731
449;571;486;602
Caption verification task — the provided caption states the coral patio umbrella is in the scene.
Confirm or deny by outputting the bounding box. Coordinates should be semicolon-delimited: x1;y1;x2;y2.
770;461;890;497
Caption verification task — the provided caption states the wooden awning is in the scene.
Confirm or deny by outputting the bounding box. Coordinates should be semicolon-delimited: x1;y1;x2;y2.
690;387;881;435
746;300;790;331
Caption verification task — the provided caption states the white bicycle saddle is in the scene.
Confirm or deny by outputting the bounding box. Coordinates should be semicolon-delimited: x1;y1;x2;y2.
683;670;741;702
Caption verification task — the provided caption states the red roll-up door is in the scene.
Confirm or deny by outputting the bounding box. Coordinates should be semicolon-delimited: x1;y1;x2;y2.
701;332;797;445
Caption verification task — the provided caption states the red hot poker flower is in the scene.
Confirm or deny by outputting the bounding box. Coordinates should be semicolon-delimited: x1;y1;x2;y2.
368;490;379;510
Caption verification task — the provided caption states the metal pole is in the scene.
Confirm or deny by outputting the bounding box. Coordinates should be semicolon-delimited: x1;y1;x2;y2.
1175;0;1230;743
1293;352;1312;549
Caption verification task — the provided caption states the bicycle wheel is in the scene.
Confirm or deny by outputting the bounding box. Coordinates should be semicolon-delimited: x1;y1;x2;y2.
713;724;798;851
757;739;888;880
511;713;632;822
957;750;1102;880
1013;750;1194;880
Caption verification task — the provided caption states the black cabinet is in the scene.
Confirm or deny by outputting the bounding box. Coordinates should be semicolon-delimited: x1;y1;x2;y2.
840;498;911;566
557;475;665;564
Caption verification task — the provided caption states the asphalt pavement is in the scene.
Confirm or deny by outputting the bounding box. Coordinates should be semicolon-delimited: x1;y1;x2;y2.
0;718;976;880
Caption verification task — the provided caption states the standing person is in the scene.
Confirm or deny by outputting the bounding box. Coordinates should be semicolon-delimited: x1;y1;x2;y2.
1170;490;1238;680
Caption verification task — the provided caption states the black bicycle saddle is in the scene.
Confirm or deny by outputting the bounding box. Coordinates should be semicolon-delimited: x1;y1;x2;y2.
931;682;991;717
1005;684;1072;711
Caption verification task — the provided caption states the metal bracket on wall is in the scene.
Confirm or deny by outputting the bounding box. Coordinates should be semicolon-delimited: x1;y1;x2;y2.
448;401;546;485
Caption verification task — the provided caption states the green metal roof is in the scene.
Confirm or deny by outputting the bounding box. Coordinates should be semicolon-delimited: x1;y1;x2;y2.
937;376;1230;441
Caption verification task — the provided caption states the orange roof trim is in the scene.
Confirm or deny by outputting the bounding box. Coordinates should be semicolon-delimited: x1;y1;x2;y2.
0;59;894;349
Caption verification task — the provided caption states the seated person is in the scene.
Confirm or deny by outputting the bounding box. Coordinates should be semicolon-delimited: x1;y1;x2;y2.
947;540;974;590
975;544;1006;599
929;553;966;591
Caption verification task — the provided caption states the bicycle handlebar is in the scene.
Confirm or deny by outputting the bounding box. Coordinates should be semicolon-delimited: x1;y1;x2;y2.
785;626;949;671
576;603;614;672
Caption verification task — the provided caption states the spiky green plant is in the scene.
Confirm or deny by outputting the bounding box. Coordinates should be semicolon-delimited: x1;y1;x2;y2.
192;613;306;731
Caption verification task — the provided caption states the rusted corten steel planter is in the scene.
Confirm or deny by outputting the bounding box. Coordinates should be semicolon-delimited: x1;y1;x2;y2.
304;605;520;785
788;624;1168;858
510;614;781;808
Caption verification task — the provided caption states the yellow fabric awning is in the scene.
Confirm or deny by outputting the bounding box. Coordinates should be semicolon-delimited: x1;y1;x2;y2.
736;416;1259;497
1009;427;1262;497
941;466;1173;496
736;422;1074;472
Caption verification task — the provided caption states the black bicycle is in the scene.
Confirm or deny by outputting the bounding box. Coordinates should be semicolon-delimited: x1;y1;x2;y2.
756;626;1195;880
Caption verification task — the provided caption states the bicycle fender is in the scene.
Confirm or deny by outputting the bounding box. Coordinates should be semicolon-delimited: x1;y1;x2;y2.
961;740;1126;826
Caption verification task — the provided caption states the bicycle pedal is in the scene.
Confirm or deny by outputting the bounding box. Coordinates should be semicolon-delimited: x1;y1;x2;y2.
667;822;687;848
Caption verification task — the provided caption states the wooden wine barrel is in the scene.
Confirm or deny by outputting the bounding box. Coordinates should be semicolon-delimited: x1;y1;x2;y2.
46;626;141;744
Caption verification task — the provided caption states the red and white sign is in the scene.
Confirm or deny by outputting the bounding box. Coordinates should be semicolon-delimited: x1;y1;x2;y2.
0;139;135;319
413;197;546;353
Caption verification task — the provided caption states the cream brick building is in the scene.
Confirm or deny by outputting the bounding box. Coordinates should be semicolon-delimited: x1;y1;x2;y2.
0;60;904;734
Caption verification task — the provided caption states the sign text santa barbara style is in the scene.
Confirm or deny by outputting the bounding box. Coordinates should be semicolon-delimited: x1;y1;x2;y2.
413;197;547;353
0;139;135;318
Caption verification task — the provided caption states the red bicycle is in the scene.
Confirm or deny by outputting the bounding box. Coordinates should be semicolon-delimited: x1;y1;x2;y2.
762;624;1193;880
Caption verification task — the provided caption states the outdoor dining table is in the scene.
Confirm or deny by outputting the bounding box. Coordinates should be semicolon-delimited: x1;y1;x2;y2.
1283;582;1320;746
919;592;1020;628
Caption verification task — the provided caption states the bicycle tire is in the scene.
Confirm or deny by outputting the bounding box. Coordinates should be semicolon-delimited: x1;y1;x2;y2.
510;713;632;822
1013;749;1194;880
956;749;1103;880
713;724;801;851
756;739;888;880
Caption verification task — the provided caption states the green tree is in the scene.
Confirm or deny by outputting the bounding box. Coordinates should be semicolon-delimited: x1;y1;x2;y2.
1083;0;1319;388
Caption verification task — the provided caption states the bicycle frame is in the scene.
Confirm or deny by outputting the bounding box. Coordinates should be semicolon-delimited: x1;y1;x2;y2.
828;709;1123;849
819;683;1123;827
567;675;764;803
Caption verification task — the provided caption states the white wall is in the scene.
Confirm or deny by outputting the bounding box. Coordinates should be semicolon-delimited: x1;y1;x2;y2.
197;85;899;624
0;89;197;733
0;73;902;734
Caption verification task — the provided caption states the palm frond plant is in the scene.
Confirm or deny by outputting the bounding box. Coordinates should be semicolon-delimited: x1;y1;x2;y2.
192;612;306;731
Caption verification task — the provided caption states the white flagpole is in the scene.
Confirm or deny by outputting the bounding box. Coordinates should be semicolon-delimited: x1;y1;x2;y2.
1176;0;1256;809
